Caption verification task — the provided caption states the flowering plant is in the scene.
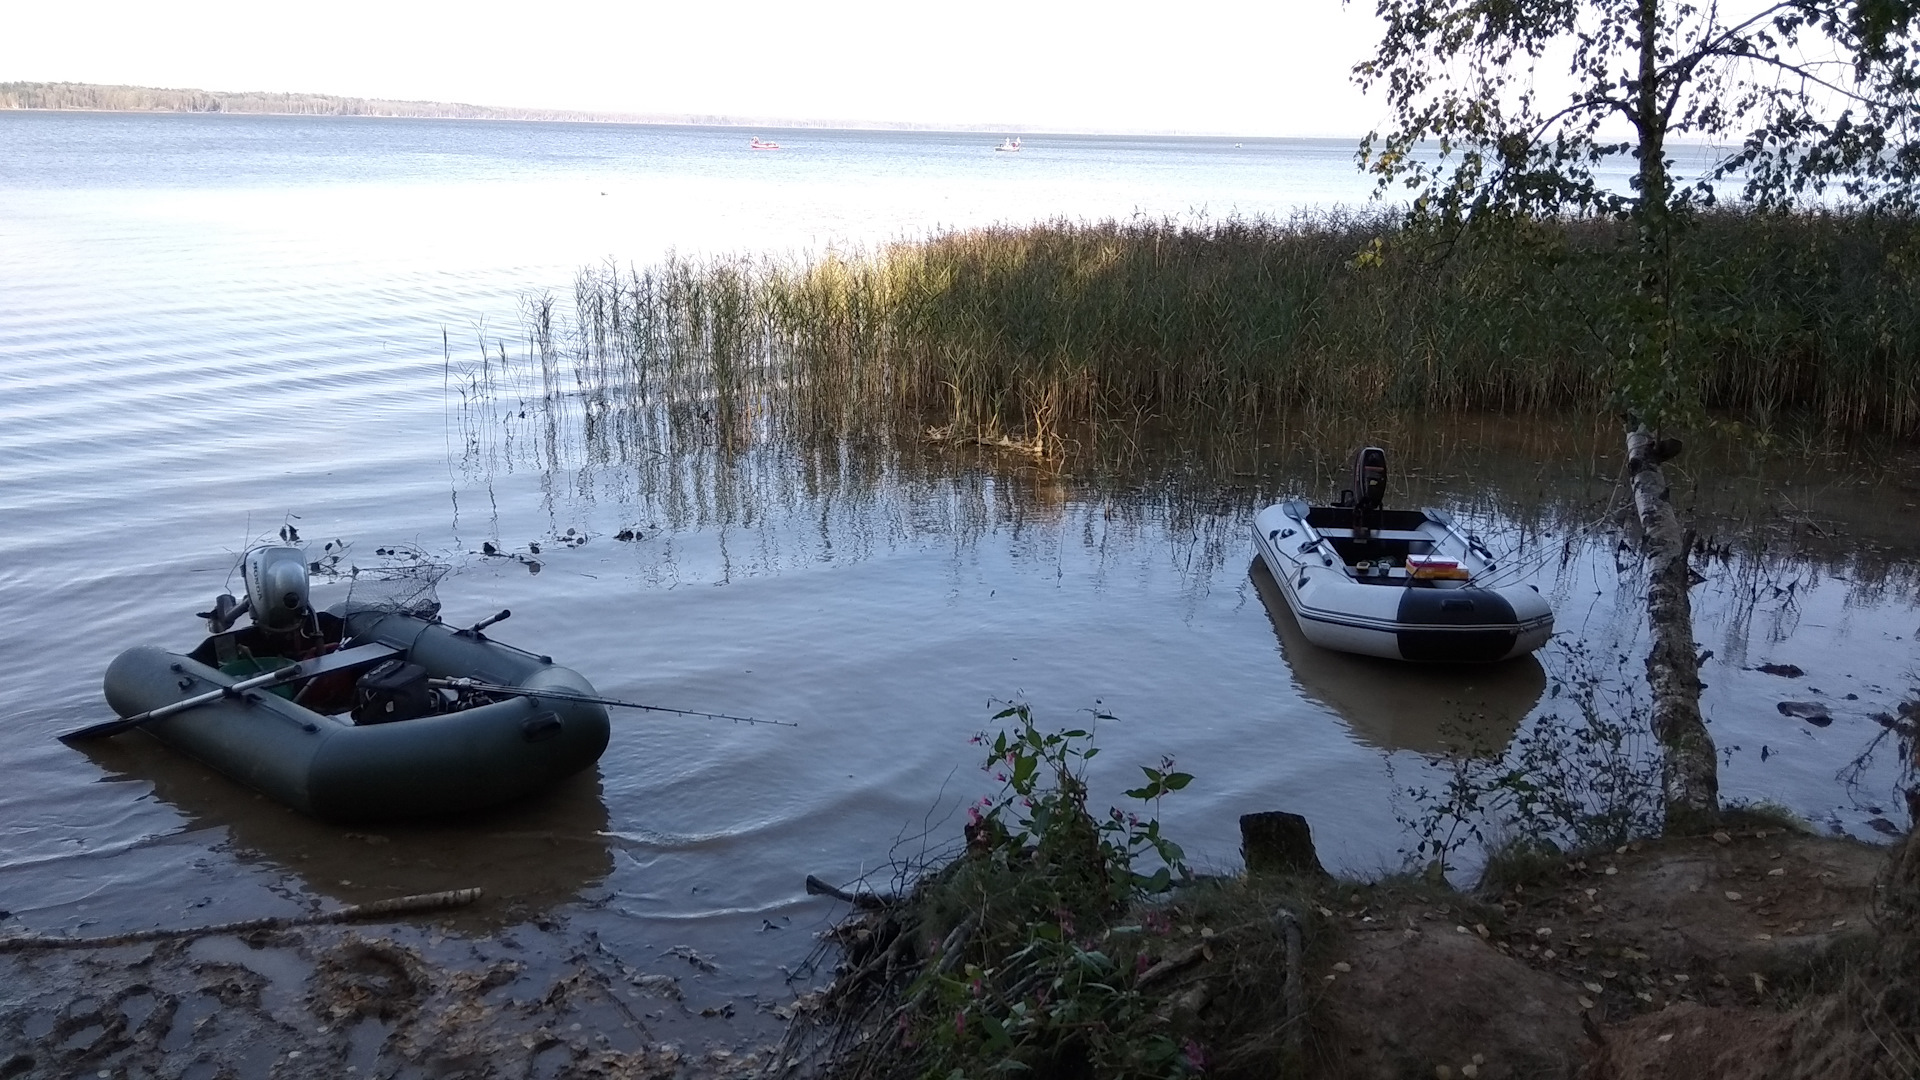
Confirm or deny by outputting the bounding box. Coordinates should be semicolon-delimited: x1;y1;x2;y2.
907;702;1202;1078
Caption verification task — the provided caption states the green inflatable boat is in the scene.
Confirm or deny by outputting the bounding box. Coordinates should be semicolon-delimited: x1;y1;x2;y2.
96;546;610;822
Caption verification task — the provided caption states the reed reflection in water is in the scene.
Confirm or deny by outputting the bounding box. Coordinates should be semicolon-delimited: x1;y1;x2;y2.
445;301;1920;848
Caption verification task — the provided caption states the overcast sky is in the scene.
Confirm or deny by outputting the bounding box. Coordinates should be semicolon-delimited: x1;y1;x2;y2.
3;0;1388;136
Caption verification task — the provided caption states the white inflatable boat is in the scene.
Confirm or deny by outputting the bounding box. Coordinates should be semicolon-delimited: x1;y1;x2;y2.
1252;448;1553;663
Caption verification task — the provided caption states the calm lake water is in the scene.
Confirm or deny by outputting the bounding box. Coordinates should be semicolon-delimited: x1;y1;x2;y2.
2;111;1915;1045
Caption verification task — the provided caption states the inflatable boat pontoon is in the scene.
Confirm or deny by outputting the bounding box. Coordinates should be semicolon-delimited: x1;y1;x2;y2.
1252;448;1553;663
95;546;610;821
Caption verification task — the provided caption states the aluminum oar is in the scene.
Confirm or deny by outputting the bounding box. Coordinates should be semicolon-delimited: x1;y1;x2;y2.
59;642;400;743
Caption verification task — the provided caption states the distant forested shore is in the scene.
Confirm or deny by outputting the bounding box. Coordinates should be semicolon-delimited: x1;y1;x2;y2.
0;81;674;123
0;81;1025;131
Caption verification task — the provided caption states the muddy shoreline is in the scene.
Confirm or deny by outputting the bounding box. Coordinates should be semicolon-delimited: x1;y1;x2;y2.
0;903;789;1080
6;815;1908;1080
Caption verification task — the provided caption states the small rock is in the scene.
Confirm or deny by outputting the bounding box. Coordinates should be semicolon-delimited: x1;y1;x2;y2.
1866;817;1902;836
1756;663;1804;678
1712;831;1732;844
1725;891;1743;901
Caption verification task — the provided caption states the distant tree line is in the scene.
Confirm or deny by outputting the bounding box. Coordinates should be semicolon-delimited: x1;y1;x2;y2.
0;81;1034;131
0;81;647;123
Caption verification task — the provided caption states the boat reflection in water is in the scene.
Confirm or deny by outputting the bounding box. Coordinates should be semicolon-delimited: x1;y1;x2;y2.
1250;560;1545;757
78;736;614;925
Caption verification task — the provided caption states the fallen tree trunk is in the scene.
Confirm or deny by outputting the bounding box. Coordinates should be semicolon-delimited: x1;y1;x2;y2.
1626;426;1718;828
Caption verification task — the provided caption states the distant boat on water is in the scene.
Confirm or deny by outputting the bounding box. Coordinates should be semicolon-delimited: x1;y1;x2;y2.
750;137;781;150
994;136;1022;152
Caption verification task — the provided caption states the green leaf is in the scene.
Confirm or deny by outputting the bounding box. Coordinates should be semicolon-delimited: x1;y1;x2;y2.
1012;753;1037;788
977;1011;1012;1051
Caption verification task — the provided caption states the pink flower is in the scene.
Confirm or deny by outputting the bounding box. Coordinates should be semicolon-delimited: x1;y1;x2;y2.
954;1010;966;1036
995;772;1006;782
968;806;982;826
1183;1040;1208;1071
1136;954;1152;974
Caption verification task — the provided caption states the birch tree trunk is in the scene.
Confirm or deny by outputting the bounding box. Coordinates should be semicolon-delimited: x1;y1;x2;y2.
1626;427;1719;828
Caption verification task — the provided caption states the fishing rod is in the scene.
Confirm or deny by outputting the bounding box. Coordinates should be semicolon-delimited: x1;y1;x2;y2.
426;677;796;727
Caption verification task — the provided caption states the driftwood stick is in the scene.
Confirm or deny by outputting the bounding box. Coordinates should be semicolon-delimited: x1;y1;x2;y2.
0;888;482;954
1136;942;1207;988
805;874;891;910
1274;907;1306;1060
1625;426;1719;826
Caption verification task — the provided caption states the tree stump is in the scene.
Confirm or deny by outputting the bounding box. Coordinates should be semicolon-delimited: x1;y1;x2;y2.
1240;811;1329;877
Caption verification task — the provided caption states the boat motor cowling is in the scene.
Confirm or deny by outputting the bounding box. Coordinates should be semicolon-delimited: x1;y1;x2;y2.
1351;446;1387;512
243;545;312;631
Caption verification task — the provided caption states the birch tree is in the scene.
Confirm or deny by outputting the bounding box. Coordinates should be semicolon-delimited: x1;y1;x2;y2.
1350;0;1919;826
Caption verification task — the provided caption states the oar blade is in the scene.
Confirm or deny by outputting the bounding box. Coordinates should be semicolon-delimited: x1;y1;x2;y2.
58;714;152;744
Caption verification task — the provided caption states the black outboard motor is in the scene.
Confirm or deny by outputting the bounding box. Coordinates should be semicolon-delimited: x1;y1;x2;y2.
1347;446;1387;538
1351;446;1387;511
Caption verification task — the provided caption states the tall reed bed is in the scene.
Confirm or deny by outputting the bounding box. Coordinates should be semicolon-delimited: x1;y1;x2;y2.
563;210;1920;446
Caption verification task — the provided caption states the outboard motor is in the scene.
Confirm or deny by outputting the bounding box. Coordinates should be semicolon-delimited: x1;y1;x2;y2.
1351;446;1387;512
242;544;312;631
1344;446;1387;539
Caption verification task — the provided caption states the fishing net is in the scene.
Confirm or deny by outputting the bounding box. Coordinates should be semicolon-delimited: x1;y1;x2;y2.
307;541;449;620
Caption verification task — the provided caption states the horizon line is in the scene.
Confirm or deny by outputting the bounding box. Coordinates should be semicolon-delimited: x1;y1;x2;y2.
0;79;1367;141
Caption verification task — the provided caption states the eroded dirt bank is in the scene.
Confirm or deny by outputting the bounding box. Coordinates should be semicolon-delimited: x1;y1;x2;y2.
1314;823;1904;1079
778;814;1916;1080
